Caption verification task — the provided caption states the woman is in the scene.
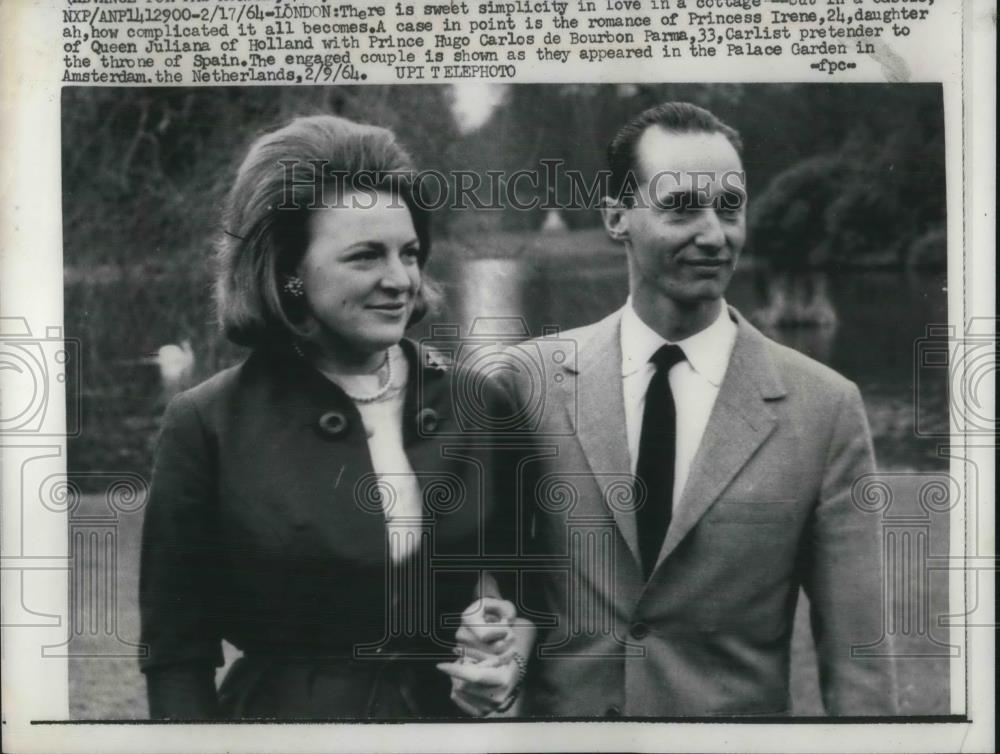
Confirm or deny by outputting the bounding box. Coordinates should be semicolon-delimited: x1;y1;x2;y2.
139;115;527;719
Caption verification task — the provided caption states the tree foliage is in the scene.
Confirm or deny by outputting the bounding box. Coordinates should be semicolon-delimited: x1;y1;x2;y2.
62;86;460;269
63;83;944;268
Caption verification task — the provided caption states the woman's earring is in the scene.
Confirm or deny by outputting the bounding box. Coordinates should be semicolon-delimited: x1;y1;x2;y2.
283;276;305;299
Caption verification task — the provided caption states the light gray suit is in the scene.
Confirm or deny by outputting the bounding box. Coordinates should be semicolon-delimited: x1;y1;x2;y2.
503;306;898;717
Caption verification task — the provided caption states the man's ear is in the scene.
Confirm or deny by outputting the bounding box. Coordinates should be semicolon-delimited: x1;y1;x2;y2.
600;196;629;243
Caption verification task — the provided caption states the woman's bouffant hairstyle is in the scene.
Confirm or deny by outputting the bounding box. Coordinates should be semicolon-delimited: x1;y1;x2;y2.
215;114;438;348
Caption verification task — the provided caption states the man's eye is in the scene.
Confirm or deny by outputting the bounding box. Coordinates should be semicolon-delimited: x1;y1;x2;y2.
715;192;746;214
658;193;693;212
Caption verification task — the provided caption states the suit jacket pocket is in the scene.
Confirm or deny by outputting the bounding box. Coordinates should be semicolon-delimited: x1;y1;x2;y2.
705;500;798;524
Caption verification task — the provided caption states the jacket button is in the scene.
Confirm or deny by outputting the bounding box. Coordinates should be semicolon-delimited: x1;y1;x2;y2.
605;705;622;717
318;411;349;438
630;622;649;640
416;408;439;433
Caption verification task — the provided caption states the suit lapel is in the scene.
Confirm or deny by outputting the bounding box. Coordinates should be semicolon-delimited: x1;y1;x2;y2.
653;310;787;571
562;311;642;568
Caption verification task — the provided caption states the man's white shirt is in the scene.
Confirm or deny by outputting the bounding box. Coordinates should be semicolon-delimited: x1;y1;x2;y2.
620;299;738;510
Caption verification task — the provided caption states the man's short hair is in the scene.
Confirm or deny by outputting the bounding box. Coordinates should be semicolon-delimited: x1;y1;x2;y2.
606;101;744;204
215;114;435;349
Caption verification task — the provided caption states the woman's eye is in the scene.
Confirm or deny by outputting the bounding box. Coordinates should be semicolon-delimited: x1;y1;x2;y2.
348;248;380;262
401;247;421;262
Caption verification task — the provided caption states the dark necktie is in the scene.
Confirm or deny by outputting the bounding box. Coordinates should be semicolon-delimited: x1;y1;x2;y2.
635;343;686;580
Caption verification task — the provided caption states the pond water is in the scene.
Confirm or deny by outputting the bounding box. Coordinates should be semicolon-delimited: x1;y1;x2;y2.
66;231;950;477
421;247;950;474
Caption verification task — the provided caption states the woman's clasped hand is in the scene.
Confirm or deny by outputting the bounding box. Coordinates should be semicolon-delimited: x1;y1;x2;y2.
437;597;536;716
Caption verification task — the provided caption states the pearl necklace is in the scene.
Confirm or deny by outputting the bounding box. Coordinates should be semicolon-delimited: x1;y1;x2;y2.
339;350;394;404
294;343;395;404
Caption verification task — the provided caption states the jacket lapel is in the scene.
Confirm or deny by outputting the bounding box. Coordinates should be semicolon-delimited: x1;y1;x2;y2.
653;309;787;571
563;310;642;568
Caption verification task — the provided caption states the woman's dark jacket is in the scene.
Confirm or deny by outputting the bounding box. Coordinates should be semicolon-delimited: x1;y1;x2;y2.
139;340;519;719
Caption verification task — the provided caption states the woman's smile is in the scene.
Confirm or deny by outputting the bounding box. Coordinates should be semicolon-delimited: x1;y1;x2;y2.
367;300;408;313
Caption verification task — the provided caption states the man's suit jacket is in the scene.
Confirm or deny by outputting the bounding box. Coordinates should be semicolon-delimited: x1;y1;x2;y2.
502;306;898;717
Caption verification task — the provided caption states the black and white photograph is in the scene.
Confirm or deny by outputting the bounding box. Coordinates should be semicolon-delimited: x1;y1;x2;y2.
56;82;956;722
1;0;995;748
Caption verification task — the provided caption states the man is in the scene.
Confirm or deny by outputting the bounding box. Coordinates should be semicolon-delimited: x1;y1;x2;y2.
472;102;898;717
